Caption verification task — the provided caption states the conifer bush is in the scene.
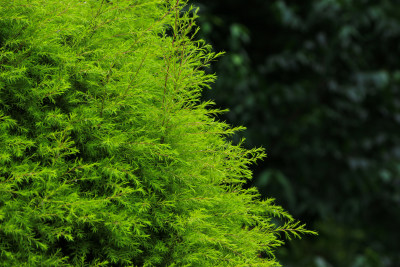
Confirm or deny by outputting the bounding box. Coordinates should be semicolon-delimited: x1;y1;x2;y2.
0;0;314;265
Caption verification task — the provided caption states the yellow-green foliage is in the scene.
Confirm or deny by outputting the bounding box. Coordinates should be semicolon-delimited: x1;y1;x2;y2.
0;0;315;266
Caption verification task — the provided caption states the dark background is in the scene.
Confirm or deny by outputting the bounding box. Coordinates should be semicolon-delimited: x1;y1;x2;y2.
189;0;400;266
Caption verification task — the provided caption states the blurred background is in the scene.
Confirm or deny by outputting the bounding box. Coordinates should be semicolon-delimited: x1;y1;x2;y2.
188;0;400;266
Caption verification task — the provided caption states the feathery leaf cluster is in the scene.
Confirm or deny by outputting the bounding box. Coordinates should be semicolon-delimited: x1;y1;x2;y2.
0;0;315;265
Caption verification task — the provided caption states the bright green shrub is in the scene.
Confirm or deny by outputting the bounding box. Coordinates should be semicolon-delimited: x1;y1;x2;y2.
0;0;314;266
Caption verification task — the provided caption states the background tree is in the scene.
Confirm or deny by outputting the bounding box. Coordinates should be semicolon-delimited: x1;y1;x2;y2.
190;0;400;266
0;0;313;265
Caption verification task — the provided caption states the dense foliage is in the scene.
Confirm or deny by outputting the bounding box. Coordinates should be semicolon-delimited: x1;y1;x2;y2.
0;0;314;266
191;0;400;266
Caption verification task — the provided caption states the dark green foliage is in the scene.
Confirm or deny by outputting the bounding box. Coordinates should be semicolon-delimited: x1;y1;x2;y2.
0;0;314;266
191;0;400;266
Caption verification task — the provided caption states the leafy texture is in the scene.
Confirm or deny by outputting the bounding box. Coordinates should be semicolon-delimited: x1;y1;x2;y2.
0;0;313;266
